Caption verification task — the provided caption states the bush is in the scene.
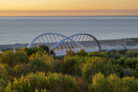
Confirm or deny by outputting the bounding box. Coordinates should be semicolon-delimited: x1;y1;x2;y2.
120;76;138;92
77;49;87;56
0;50;16;67
0;64;9;91
126;50;138;58
66;50;75;56
88;52;108;58
30;51;54;68
5;72;79;92
123;68;136;77
24;47;44;57
124;57;138;69
0;50;29;67
63;55;85;76
15;50;29;63
30;59;50;73
39;45;49;53
14;63;35;77
89;72;138;92
82;57;120;82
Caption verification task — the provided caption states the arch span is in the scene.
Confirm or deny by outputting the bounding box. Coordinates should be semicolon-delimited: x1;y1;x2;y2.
28;33;101;56
50;33;101;51
28;33;67;48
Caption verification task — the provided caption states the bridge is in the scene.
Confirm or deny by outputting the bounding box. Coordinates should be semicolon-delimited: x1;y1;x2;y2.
0;33;137;55
27;33;102;56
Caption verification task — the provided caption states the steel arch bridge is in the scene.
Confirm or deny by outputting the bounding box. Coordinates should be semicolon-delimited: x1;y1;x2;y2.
28;33;101;56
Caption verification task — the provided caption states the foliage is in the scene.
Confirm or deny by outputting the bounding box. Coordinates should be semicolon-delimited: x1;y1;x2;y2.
0;64;9;91
77;49;87;56
5;72;79;92
82;57;120;82
88;51;108;58
126;50;138;58
89;72;138;92
15;50;29;63
124;57;138;69
24;47;44;57
14;63;35;77
0;50;16;67
39;45;49;53
0;48;138;92
0;50;29;67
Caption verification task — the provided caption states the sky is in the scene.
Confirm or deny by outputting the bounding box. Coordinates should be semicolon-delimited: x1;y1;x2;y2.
0;0;138;16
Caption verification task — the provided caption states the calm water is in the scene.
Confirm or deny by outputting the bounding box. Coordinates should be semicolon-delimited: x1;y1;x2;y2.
0;16;138;45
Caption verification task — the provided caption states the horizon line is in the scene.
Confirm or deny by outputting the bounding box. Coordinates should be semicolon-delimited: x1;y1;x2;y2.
1;10;138;16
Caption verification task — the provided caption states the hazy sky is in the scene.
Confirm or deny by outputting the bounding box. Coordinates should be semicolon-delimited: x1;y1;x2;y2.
0;0;138;16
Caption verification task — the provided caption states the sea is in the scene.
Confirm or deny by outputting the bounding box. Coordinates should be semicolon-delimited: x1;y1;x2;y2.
0;16;138;45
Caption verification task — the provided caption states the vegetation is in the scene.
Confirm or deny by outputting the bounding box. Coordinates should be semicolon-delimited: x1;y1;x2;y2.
0;47;138;92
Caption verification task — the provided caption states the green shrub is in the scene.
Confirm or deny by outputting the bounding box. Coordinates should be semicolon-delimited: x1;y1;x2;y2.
0;64;9;91
0;50;16;67
123;68;136;77
15;50;29;63
120;76;138;92
47;73;79;92
0;50;29;67
5;72;79;92
30;51;54;68
135;64;138;78
126;50;138;58
77;49;87;56
88;52;108;58
30;59;50;73
89;72;138;92
63;55;85;76
14;63;35;77
66;50;75;56
24;47;44;57
82;57;120;82
124;57;138;69
39;45;49;53
5;77;31;92
117;56;125;67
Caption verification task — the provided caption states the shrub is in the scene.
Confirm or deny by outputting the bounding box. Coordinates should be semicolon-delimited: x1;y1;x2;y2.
24;47;44;57
63;55;85;76
30;51;54;68
126;50;138;58
82;57;120;82
30;59;50;73
66;50;75;56
0;50;29;67
5;72;79;92
47;73;78;92
77;49;87;56
5;77;31;92
0;50;16;67
120;76;138;92
89;73;138;92
123;68;136;77
135;64;138;78
14;63;35;77
0;64;9;91
39;45;49;53
88;52;108;58
117;56;125;67
124;57;138;69
15;50;29;63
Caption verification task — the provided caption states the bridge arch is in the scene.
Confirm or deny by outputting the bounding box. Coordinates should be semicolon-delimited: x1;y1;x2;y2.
28;33;101;56
27;33;67;48
50;33;101;52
